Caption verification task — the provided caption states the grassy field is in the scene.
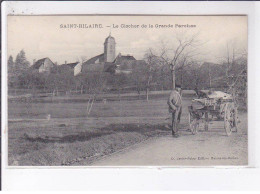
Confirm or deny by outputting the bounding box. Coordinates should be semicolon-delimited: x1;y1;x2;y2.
8;91;177;165
8;91;247;166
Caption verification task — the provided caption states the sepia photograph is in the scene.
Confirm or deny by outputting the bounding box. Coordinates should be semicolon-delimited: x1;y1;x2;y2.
7;15;248;166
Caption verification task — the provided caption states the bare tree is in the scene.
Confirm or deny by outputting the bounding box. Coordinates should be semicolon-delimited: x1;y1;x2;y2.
179;59;202;90
129;63;147;98
175;55;198;87
142;49;165;100
149;32;202;89
83;72;109;115
218;40;247;108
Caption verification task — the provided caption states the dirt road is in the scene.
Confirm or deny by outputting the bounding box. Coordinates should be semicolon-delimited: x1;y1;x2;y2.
92;115;248;166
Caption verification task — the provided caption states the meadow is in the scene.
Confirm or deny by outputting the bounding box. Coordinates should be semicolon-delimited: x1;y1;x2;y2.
8;91;178;165
8;90;247;166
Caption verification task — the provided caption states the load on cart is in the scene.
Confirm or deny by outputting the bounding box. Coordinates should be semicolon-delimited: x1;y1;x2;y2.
188;90;238;136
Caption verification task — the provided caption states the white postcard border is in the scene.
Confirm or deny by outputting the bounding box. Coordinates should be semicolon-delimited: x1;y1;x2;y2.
1;1;260;190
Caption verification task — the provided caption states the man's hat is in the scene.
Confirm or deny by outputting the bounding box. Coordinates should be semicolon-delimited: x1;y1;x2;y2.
175;84;182;89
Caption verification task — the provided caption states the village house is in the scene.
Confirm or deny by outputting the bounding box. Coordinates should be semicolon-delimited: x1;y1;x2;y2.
31;58;82;76
59;61;83;76
31;57;55;74
61;61;80;69
58;61;80;73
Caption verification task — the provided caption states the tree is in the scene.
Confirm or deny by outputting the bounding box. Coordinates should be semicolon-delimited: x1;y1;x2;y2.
74;73;85;94
129;61;148;97
8;55;15;87
14;50;30;73
81;72;109;115
148;33;202;89
143;50;165;100
219;41;247;109
177;60;202;90
107;73;128;101
8;50;30;89
153;64;172;90
8;55;14;72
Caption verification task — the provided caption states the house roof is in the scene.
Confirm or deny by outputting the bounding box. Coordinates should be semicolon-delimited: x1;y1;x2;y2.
114;55;136;64
60;62;79;69
83;54;104;66
31;58;50;69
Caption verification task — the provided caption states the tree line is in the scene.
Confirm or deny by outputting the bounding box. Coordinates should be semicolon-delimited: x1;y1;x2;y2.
8;36;247;108
7;50;172;96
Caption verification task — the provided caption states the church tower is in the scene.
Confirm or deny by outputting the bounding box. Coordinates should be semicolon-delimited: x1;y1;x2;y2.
104;33;116;62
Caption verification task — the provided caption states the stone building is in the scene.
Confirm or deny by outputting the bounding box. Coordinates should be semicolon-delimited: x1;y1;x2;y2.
81;33;145;74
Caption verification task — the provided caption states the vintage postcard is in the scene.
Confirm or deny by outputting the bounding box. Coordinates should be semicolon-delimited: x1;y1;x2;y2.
6;15;247;166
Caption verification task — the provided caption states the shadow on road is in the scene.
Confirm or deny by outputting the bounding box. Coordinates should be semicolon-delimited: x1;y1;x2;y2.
22;123;173;144
22;131;113;143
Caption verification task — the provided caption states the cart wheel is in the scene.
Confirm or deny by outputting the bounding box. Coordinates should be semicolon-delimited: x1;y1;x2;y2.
233;107;238;132
204;112;209;131
189;112;199;135
224;103;237;136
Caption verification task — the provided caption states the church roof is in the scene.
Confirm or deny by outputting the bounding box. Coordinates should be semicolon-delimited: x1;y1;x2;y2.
83;53;104;66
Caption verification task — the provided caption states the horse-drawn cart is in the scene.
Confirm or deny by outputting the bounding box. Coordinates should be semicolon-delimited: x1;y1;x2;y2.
188;90;238;136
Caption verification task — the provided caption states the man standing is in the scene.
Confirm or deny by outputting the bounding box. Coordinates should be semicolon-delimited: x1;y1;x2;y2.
167;85;182;137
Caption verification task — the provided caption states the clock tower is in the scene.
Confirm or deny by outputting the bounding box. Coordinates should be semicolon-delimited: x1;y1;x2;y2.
104;33;116;62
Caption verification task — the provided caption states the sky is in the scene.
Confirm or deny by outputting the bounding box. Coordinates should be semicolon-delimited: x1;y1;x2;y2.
7;15;247;65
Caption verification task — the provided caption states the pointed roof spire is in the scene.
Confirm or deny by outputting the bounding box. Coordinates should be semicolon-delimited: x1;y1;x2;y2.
104;29;115;43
